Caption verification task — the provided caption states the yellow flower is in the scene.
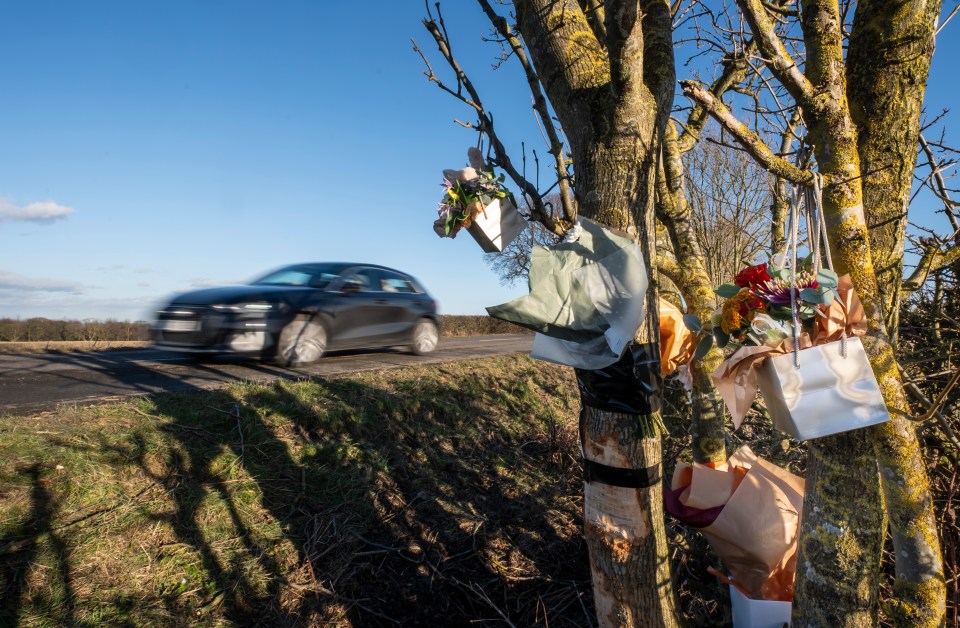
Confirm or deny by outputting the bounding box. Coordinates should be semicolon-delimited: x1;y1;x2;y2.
720;291;765;334
720;299;742;334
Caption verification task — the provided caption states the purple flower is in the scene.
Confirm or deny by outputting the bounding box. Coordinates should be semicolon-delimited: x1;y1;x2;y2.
753;271;819;304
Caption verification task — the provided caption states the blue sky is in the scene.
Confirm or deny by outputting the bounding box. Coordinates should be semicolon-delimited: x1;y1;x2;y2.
1;2;957;322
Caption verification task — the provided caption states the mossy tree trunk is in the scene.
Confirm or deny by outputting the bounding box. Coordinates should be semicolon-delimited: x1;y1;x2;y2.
514;0;680;623
789;4;885;623
846;1;947;624
847;0;941;343
657;122;728;465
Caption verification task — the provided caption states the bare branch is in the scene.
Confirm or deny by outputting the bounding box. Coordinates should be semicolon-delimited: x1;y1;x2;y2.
581;0;608;43
418;12;566;234
902;240;960;295
762;0;799;16
477;0;576;226
736;0;815;106
677;39;758;154
919;133;960;235
936;1;960;35
680;80;813;184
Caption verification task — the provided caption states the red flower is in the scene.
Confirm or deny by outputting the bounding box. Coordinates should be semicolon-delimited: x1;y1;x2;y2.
742;295;765;321
734;263;771;288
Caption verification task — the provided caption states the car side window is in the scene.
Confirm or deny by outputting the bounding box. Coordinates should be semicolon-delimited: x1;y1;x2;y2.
341;269;379;292
380;271;416;294
308;272;337;289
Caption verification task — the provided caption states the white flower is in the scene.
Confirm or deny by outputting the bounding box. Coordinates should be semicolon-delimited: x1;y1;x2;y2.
749;313;793;347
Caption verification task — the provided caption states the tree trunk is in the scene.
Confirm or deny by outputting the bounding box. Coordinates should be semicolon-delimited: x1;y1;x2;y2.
791;0;946;619
581;406;679;626
658;123;727;464
515;1;680;623
736;0;888;622
681;0;946;621
847;0;941;344
846;2;947;624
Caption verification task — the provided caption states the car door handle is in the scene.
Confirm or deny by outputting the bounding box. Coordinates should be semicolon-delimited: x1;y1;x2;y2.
375;299;389;305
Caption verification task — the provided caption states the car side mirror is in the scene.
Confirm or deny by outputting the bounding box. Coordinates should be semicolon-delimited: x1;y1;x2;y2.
340;279;363;294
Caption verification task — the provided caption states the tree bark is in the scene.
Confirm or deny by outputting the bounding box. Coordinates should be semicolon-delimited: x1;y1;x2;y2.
736;0;888;623
795;1;944;624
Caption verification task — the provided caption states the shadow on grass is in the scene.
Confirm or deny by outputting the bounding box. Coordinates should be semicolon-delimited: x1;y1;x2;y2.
4;357;591;626
0;464;75;627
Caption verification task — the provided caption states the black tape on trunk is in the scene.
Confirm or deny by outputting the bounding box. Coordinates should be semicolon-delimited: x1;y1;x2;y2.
583;459;662;488
575;342;663;415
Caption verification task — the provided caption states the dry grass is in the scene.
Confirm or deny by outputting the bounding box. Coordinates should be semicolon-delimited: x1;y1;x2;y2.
0;355;589;626
0;341;151;354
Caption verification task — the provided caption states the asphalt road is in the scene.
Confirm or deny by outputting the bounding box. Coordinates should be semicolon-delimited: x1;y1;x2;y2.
0;334;534;417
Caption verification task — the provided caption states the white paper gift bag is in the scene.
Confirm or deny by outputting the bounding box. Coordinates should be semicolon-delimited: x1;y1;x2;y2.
466;197;527;253
756;336;890;440
729;586;792;628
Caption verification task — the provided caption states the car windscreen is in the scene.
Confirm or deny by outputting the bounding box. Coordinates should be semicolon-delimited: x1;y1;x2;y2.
251;265;342;288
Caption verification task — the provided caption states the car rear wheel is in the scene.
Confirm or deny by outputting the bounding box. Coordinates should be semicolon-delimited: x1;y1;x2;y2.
409;318;439;355
275;315;327;366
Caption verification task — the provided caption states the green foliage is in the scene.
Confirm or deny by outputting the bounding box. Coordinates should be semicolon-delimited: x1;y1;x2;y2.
693;334;714;361
714;283;741;298
682;313;703;333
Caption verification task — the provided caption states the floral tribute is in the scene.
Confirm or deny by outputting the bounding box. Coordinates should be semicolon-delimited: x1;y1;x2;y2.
433;148;516;239
708;257;839;351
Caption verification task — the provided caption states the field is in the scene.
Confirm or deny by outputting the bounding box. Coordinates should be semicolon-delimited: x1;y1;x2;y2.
0;351;782;626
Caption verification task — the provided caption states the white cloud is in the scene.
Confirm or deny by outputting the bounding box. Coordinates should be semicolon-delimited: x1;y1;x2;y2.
0;270;84;293
0;198;75;224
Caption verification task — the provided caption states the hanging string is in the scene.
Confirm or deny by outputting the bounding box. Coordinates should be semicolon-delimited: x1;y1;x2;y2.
813;174;834;270
808;173;847;359
788;179;803;369
804;178;822;274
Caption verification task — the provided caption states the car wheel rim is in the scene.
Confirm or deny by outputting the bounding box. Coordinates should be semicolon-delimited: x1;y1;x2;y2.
414;321;438;353
281;322;325;364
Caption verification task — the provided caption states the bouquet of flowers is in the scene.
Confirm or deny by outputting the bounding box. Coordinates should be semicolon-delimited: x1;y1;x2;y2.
433;149;517;239
707;257;839;352
705;257;889;440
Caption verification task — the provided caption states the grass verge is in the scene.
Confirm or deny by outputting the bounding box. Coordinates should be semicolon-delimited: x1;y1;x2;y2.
0;355;588;626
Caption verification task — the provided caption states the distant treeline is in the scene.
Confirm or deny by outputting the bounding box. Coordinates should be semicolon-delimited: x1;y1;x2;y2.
437;315;532;336
0;315;529;342
0;318;152;342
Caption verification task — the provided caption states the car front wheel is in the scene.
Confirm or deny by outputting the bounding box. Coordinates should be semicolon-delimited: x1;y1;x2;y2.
409;318;439;355
275;315;327;366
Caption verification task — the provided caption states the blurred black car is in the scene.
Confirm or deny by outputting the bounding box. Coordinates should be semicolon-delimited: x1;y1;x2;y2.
153;262;440;365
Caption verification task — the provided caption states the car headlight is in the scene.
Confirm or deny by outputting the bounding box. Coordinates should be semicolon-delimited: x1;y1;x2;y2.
211;303;274;313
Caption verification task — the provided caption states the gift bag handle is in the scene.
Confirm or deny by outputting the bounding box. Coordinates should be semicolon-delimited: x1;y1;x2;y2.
803;173;848;360
788;171;847;369
788;178;803;368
